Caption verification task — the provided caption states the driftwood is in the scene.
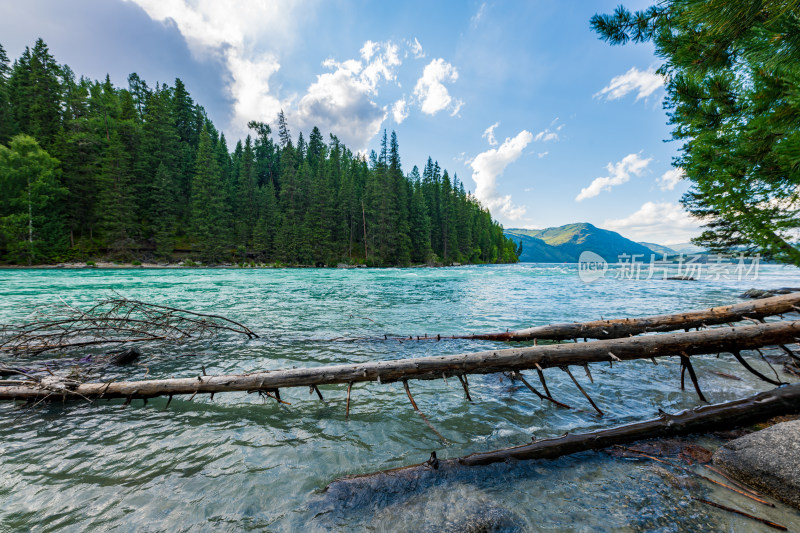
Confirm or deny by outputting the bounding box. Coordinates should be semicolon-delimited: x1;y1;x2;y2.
448;291;800;341
0;297;258;356
325;383;800;492
1;320;797;403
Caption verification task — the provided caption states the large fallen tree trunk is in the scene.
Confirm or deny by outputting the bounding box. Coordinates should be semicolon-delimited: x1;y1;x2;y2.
325;383;800;493
447;291;800;341
1;320;798;402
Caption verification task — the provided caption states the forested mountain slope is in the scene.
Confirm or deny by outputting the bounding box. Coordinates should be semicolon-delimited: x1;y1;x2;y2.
505;223;656;262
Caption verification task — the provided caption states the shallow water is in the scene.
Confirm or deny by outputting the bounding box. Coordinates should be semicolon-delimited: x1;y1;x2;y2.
1;263;800;532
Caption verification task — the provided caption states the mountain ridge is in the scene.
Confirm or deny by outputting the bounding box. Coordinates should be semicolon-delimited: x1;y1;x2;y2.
505;223;662;263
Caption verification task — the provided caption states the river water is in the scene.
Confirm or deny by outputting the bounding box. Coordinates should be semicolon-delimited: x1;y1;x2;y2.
1;264;800;532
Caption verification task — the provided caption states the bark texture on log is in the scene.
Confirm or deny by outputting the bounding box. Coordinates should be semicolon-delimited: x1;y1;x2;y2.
326;383;800;492
452;292;800;341
1;320;798;402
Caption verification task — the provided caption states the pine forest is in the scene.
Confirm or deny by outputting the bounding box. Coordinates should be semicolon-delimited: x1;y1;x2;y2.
0;39;521;266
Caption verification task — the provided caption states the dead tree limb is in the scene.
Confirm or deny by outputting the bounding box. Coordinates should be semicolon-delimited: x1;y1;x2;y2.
1;321;798;403
325;383;800;492
0;297;257;357
680;353;707;402
561;366;603;416
403;380;448;443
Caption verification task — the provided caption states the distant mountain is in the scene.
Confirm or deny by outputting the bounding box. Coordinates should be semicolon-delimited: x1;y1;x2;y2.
638;242;678;256
670;242;707;254
503;232;573;262
505;223;657;263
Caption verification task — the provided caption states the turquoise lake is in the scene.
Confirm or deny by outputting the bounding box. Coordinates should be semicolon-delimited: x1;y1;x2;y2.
1;263;800;532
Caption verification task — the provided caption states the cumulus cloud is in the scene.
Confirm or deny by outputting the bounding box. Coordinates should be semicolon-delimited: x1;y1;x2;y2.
294;41;401;150
482;122;500;146
595;67;664;101
537;151;548;158
659;167;685;191
392;97;408;124
126;0;307;137
604;202;700;245
413;58;462;116
576;153;652;202
468;129;534;221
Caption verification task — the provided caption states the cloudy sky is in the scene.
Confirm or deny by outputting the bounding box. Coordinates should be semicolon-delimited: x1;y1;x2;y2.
0;0;700;246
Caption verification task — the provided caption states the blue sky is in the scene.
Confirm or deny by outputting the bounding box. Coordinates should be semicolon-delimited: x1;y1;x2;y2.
0;0;700;246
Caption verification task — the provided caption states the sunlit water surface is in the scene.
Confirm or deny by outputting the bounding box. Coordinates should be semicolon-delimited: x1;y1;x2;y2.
1;264;800;532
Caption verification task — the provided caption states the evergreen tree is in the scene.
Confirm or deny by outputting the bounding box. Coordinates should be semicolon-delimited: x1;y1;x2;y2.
189;125;228;262
55;68;99;246
136;84;179;241
151;162;178;257
592;0;800;265
408;167;433;263
235;135;258;250
172;78;196;214
95;88;138;255
18;39;62;147
0;44;16;143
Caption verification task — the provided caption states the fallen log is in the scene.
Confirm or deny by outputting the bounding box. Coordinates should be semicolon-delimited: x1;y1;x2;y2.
325;383;800;494
451;291;800;341
1;320;797;402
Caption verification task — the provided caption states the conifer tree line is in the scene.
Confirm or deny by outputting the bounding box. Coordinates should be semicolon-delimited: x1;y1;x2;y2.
0;39;520;266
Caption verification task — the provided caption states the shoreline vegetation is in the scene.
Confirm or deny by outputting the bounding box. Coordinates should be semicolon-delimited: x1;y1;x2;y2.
0;39;521;268
0;261;471;269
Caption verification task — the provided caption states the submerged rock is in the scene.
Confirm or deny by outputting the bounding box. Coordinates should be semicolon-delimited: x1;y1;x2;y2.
713;420;800;509
433;502;525;533
740;287;800;299
107;346;141;365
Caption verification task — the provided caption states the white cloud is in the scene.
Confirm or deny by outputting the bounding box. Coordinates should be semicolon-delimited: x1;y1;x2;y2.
294;41;401;150
360;40;378;62
471;2;488;26
224;49;282;135
595;66;664;101
537;151;548;158
468;129;534;221
126;1;407;148
482;122;500;146
576;153;652;201
413;58;461;116
392;97;408;124
534;120;562;142
126;0;308;138
604;202;700;246
659;167;684;191
408;37;425;59
534;129;559;142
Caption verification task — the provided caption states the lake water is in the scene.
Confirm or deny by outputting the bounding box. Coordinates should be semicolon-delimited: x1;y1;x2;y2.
1;263;800;532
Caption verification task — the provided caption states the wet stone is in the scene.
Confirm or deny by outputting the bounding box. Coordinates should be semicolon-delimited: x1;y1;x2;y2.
713;420;800;509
